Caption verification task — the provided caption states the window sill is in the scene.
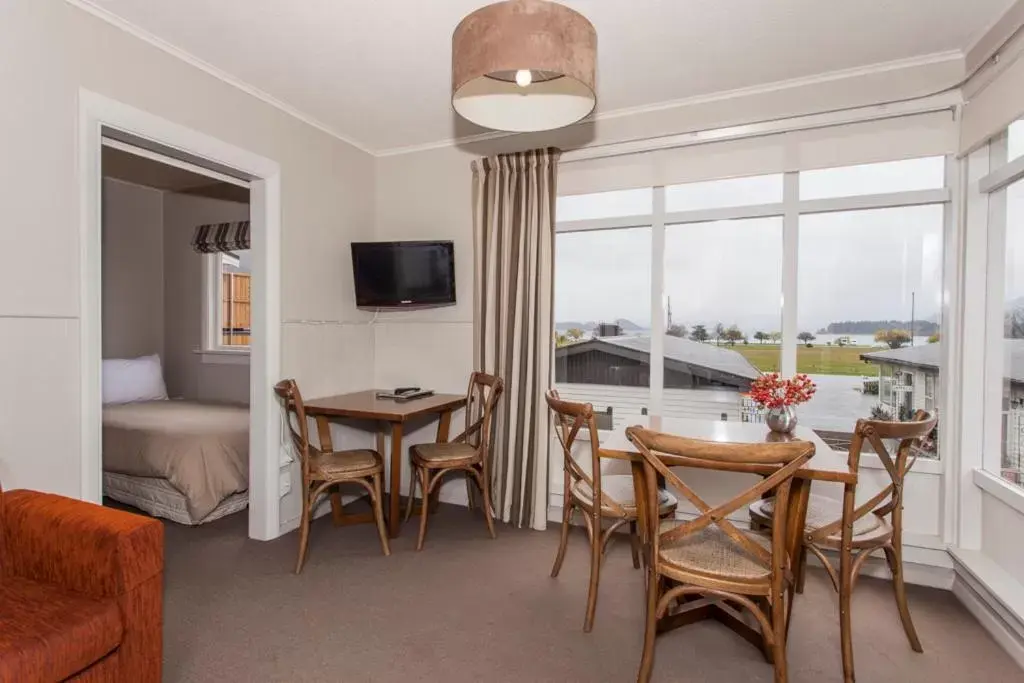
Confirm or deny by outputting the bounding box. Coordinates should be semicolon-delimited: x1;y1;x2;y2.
194;348;250;366
974;467;1024;516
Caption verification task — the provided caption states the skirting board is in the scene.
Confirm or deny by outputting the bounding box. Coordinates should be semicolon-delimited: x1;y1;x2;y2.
950;549;1024;671
545;503;954;589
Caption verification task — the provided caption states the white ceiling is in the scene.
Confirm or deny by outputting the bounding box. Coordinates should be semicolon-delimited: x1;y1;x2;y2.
83;0;1015;154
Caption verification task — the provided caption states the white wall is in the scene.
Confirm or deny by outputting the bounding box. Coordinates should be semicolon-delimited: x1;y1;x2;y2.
0;0;376;534
982;493;1024;584
162;191;250;404
101;178;164;359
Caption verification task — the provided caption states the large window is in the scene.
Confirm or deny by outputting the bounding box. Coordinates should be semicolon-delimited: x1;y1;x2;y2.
1000;177;1024;486
797;206;943;454
554;226;651;430
554;156;949;450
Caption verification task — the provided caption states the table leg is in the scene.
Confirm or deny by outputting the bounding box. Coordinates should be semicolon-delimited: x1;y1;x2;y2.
316;416;347;527
839;481;856;683
783;478;812;639
387;422;404;538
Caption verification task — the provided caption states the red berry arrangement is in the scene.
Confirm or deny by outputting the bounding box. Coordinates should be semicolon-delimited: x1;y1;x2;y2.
748;373;817;410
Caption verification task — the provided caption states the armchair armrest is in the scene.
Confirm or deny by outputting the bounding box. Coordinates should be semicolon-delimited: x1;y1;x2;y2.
2;489;163;599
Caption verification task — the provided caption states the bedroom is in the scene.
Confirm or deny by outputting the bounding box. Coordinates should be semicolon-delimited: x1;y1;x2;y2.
100;143;253;526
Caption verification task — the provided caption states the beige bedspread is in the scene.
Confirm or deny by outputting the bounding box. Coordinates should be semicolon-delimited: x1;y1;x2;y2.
103;401;249;520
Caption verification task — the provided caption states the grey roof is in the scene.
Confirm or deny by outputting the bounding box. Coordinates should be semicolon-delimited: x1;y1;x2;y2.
561;335;761;382
861;340;1024;385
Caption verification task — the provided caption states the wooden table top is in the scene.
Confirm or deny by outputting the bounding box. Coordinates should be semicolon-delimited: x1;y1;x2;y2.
599;416;856;484
304;390;467;422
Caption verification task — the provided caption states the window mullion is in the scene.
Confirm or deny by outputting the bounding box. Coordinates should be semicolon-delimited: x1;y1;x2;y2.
650;187;666;418
781;172;799;377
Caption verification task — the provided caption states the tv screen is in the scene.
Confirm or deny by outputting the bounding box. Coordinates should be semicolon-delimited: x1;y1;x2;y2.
351;240;456;307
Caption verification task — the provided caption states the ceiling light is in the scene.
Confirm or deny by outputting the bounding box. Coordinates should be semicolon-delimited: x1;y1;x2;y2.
452;0;597;133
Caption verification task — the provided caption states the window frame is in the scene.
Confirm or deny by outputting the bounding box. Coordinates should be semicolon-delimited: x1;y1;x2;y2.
200;251;251;362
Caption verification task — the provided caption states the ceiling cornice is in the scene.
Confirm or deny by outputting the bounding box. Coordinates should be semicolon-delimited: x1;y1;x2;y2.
63;0;375;156
375;50;965;157
67;0;964;159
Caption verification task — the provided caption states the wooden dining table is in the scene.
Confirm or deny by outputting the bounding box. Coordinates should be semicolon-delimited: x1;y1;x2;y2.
302;390;467;538
599;415;859;662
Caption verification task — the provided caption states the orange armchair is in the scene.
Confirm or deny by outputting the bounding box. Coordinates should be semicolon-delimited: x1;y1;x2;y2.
0;488;164;683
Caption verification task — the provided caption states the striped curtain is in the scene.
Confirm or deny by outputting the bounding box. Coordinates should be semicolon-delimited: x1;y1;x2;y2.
471;148;559;531
191;221;250;253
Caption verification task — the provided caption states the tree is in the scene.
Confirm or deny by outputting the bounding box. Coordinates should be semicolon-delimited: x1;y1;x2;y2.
566;327;584;342
723;325;744;346
928;332;940;344
769;331;782;344
797;331;816;347
689;324;709;343
875;328;911;349
667;323;687;338
753;331;769;344
713;323;725;346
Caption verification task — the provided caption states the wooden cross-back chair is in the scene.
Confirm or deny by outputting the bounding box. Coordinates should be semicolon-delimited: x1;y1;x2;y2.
274;379;390;573
406;372;504;550
627;425;815;683
749;410;937;682
545;391;677;633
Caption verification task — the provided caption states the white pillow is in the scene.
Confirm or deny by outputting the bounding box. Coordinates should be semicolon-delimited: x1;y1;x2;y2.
102;354;169;404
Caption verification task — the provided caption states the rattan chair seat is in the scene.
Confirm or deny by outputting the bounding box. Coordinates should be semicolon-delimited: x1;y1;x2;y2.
411;442;480;466
750;494;882;537
311;449;382;478
571;475;677;517
657;520;772;581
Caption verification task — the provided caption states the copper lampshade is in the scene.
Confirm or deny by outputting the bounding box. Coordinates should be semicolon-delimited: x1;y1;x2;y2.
452;0;597;132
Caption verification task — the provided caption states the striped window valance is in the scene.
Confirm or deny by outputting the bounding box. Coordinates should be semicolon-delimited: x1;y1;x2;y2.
191;221;250;254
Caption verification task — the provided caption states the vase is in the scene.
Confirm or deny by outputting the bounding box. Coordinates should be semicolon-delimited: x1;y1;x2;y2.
765;406;797;434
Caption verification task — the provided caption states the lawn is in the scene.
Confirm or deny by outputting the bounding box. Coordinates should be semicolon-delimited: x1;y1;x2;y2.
731;343;876;376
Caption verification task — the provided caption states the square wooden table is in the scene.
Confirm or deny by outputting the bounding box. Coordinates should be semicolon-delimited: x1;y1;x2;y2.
303;390;467;538
599;416;858;650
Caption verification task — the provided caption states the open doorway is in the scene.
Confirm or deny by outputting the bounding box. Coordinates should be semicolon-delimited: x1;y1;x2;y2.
79;91;282;540
99;142;255;528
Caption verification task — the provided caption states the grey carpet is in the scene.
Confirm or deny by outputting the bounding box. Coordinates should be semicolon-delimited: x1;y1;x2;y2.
155;504;1021;682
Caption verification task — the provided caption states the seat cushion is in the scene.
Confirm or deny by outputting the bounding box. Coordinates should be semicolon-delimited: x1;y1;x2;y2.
658;521;772;581
0;576;124;683
571;474;677;516
411;442;480;465
750;494;882;537
312;449;382;478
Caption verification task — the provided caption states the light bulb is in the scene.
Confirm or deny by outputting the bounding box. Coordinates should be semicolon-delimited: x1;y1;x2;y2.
515;69;533;87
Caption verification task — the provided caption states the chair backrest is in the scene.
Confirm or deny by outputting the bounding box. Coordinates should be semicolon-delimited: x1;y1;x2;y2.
626;426;815;578
545;390;628;517
274;379;312;478
816;410;937;538
463;372;504;464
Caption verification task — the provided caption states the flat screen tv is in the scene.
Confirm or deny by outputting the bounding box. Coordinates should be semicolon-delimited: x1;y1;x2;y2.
351;240;456;308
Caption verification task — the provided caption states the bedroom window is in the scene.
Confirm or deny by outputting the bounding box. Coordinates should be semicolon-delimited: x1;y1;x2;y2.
202;250;251;357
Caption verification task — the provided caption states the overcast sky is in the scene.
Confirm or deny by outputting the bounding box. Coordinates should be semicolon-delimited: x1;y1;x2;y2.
554;158;950;334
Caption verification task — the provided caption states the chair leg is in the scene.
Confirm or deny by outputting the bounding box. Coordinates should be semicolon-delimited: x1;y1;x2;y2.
475;469;497;540
551;501;574;578
795;545;808;594
884;544;923;653
370;475;391;557
466;474;476;510
583;510;602;633
295;491;312;574
416;467;431;551
629;521;642;570
404;464;418;523
637;565;659;683
839;545;855;683
771;591;788;683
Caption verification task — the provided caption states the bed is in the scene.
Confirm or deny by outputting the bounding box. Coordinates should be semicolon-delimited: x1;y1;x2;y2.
102;400;250;525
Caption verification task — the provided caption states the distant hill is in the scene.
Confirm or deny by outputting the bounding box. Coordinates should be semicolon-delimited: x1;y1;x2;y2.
556;318;644;332
824;320;940;335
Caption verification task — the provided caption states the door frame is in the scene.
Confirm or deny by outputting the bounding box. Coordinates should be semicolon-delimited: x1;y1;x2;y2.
78;89;283;540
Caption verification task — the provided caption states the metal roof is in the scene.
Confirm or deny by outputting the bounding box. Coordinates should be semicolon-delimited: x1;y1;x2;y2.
861;340;1024;385
558;335;761;382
